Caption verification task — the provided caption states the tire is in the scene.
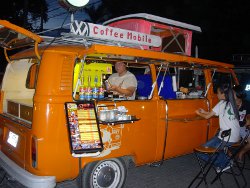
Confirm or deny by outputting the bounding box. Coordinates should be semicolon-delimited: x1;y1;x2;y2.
82;158;127;188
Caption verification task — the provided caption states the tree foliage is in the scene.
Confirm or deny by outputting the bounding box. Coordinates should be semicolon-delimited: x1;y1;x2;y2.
0;0;48;30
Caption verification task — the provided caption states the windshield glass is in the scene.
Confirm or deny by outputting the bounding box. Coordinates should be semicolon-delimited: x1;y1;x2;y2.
0;27;34;49
0;20;42;50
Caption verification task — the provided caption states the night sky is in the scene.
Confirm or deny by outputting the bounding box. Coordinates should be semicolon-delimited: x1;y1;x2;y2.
34;0;250;63
97;0;250;63
1;0;250;66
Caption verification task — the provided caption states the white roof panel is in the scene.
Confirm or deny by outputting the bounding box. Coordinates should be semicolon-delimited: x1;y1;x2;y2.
103;13;202;32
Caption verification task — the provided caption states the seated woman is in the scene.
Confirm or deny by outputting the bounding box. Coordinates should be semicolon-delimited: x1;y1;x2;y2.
195;84;240;171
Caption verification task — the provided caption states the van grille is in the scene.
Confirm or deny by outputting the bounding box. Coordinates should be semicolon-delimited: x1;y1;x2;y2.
60;57;74;91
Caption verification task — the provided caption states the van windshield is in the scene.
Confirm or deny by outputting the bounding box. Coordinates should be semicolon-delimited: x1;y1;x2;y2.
0;28;34;49
0;20;42;50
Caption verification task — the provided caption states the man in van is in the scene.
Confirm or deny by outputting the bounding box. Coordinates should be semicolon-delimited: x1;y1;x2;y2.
107;61;137;100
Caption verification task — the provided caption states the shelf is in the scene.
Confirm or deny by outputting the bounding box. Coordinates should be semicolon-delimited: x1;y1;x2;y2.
99;118;140;125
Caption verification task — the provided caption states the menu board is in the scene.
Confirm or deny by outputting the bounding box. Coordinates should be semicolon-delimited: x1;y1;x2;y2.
65;102;103;154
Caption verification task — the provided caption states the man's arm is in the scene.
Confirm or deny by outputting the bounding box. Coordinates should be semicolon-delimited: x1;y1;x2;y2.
109;85;136;97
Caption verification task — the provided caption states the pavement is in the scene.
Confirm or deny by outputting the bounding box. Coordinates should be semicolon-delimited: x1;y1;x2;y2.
0;153;250;188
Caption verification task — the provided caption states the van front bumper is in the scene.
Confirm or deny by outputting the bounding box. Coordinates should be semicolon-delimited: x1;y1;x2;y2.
0;151;56;188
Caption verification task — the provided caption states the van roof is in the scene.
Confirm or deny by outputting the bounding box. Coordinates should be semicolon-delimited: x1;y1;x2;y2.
10;43;233;69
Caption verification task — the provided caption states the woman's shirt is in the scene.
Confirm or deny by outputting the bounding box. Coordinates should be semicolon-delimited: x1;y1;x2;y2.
212;100;240;143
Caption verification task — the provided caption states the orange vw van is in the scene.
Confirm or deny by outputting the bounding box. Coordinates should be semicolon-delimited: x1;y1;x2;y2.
0;14;238;188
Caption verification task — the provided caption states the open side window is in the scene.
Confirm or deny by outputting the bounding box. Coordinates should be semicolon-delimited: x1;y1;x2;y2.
155;64;206;99
72;55;153;101
176;68;205;98
0;20;43;61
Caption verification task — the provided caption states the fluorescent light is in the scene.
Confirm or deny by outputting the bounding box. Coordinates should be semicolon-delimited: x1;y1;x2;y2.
67;0;89;7
58;0;89;12
245;84;250;91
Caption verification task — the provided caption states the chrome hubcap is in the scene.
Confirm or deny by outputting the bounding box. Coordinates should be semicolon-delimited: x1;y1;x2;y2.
92;161;121;188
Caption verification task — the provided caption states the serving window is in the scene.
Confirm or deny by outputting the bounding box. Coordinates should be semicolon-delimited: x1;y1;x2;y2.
177;68;205;99
72;55;153;101
155;64;206;99
72;55;208;101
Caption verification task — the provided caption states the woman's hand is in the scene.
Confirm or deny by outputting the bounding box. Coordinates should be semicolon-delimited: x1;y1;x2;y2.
196;108;205;114
195;108;215;119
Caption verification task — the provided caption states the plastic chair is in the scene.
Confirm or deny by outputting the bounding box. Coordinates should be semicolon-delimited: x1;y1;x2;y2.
211;126;250;188
237;128;250;171
188;129;231;188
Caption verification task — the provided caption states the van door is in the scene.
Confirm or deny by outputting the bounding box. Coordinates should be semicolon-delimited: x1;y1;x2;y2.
0;118;27;168
96;99;166;165
165;99;208;157
157;66;209;158
0;59;36;168
0;21;42;167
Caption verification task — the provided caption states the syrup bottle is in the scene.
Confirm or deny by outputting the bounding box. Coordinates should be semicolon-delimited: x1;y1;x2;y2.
85;75;92;100
92;75;99;99
98;75;105;99
79;76;85;100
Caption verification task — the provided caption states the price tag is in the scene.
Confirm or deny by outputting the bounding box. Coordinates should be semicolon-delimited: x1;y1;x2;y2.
7;131;19;148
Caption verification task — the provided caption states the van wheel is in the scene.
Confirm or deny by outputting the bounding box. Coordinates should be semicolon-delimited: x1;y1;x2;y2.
82;158;127;188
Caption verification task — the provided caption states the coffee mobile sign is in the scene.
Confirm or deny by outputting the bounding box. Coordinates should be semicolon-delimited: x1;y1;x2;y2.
71;20;162;47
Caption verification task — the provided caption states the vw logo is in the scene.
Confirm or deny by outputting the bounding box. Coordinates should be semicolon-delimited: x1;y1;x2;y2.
71;21;90;36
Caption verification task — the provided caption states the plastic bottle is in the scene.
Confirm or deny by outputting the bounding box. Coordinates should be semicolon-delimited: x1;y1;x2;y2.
79;85;85;100
79;77;85;100
85;75;92;100
92;75;99;99
98;75;105;99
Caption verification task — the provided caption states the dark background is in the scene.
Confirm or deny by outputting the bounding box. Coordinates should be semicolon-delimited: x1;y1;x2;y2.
1;0;250;62
96;0;250;63
1;0;250;89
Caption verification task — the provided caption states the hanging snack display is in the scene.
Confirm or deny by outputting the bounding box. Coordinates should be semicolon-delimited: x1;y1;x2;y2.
65;102;103;154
